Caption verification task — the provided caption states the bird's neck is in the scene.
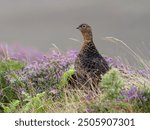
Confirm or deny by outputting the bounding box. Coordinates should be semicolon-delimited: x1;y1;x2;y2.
82;31;93;43
79;31;99;55
80;41;98;55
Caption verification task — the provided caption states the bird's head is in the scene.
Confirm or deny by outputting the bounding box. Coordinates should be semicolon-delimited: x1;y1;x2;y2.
76;23;93;43
76;23;91;33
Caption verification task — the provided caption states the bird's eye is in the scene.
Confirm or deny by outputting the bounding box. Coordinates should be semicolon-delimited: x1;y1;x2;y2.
82;25;86;28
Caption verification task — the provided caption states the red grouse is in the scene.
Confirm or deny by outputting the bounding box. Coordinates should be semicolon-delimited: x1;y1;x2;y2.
71;23;109;88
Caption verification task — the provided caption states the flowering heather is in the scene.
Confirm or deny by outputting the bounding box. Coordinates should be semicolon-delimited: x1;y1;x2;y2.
0;44;43;62
121;86;145;101
19;50;77;92
137;69;150;79
0;43;150;113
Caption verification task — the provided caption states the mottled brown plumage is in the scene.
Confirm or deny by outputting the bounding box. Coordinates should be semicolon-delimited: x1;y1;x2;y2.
71;23;109;88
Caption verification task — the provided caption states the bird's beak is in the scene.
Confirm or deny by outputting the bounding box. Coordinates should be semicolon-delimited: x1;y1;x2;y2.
76;26;80;29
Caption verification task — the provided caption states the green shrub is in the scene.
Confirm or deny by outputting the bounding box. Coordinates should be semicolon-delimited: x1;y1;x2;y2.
0;60;24;72
133;89;150;112
1;100;20;113
0;60;25;105
21;92;46;113
59;66;75;88
1;92;46;113
101;68;124;99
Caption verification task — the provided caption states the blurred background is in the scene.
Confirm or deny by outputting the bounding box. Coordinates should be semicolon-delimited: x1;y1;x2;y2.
0;0;150;65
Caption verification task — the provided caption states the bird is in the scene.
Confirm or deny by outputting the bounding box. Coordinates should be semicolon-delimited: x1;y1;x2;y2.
70;23;109;89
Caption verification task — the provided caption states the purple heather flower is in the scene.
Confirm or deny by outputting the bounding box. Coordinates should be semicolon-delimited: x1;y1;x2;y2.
0;44;43;62
66;50;77;61
17;49;77;92
50;88;59;95
87;95;92;101
105;57;113;64
137;70;149;78
85;107;95;113
121;86;144;101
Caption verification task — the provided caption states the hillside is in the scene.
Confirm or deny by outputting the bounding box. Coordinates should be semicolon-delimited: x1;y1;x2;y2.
0;44;150;113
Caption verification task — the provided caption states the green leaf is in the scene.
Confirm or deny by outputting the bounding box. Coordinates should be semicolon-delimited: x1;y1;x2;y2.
59;66;75;88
